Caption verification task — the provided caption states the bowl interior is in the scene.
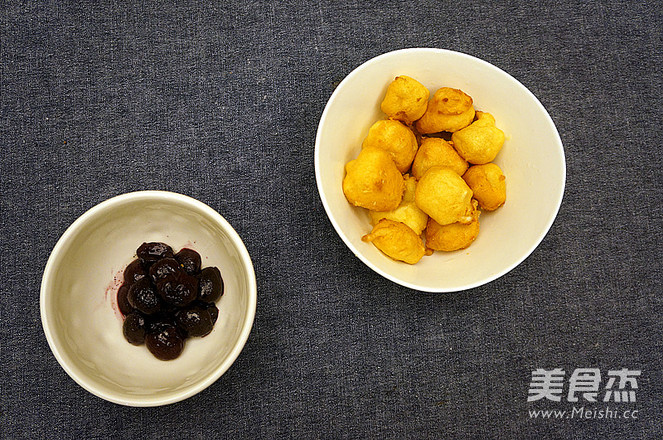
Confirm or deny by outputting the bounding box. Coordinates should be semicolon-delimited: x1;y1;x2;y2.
41;192;256;406
315;48;565;292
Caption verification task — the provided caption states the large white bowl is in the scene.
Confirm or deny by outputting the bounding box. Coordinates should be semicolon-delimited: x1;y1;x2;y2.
40;191;257;406
315;48;565;292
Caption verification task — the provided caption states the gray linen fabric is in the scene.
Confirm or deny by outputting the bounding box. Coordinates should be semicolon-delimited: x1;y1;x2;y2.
1;1;661;438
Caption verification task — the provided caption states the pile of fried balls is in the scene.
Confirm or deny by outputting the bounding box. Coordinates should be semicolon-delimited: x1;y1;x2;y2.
342;75;507;264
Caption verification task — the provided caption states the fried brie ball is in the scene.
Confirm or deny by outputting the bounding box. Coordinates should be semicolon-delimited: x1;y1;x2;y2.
415;166;474;226
462;163;506;211
380;75;430;125
369;175;428;235
343;146;405;211
416;87;475;134
411;137;469;179
451;111;505;164
362;219;428;264
425;200;480;252
362;120;418;173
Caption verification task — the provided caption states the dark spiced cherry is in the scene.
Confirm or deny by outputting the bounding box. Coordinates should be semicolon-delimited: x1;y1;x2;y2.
117;284;134;316
206;302;219;326
145;324;185;361
123;259;146;285
157;272;199;307
149;257;182;283
175;302;215;337
119;243;222;360
175;248;202;275
127;278;162;315
198;267;224;303
147;313;179;335
137;242;174;265
123;311;147;345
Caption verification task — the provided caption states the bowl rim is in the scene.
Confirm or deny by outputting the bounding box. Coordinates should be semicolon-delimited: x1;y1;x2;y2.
314;47;566;293
40;190;257;406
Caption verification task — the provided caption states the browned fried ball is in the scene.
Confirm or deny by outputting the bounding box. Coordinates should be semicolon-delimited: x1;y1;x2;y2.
362;219;428;264
380;75;430;124
415;166;474;226
343;146;405;211
416;87;475;134
462;163;506;211
425;200;480;251
369;175;429;235
362;119;418;173
411;137;468;178
451;112;505;164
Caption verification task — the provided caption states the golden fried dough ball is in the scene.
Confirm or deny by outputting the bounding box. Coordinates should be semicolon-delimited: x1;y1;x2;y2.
380;75;430;125
415;87;475;134
411;137;468;179
369;175;429;235
362;120;418;173
462;163;506;211
415;166;474;226
362;219;428;264
425;200;480;251
451;111;505;164
343;147;405;211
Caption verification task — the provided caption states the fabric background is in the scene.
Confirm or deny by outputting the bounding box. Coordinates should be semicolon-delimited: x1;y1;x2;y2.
1;1;661;438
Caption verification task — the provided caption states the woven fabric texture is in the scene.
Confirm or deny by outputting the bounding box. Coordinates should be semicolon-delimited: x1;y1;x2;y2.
1;1;661;438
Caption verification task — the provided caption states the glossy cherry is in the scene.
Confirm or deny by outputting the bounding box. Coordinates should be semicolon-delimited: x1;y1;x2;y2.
145;325;185;361
175;248;202;275
117;283;134;316
157;271;199;307
123;259;146;285
198;267;224;303
123;312;147;345
137;242;174;265
176;302;215;337
127;278;161;315
149;257;182;283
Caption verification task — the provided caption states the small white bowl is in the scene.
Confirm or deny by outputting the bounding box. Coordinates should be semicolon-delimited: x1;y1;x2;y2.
40;191;257;406
315;48;566;292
